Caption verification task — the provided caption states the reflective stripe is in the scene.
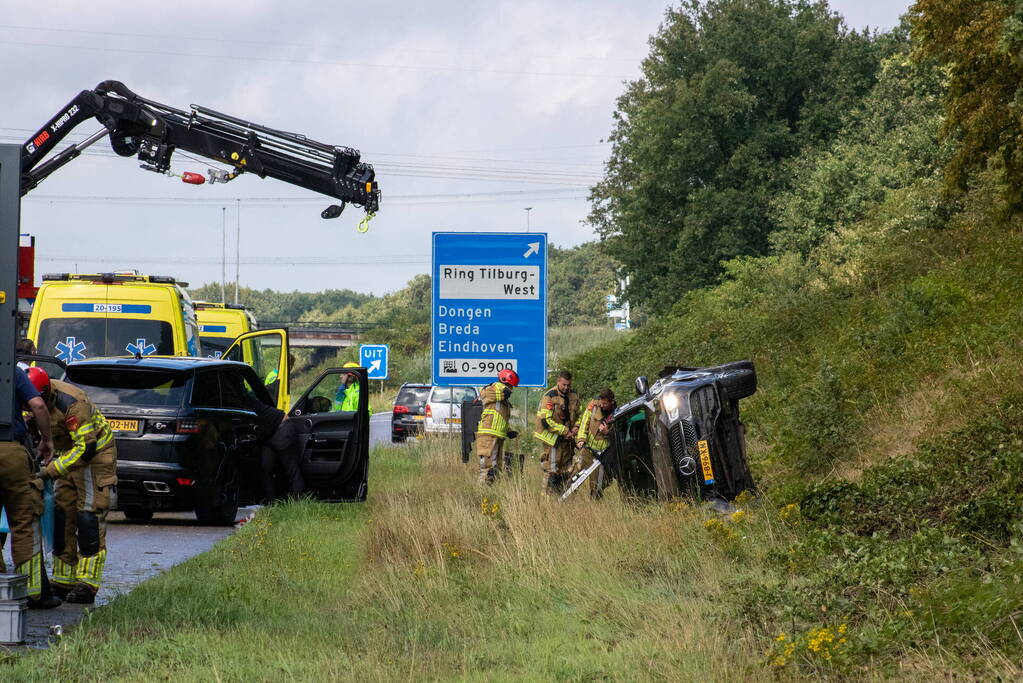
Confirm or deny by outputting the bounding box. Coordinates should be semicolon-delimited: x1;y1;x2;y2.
55;410;113;474
548;445;558;473
75;549;106;588
83;465;95;511
15;554;43;598
532;429;558;445
477;409;508;439
52;556;76;586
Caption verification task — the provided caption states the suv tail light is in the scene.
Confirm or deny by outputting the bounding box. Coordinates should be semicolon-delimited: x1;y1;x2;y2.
176;419;201;434
393;405;409;414
425;404;432;418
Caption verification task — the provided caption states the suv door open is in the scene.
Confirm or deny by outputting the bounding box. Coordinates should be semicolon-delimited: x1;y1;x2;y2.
289;367;370;502
223;329;290;411
225;329;369;502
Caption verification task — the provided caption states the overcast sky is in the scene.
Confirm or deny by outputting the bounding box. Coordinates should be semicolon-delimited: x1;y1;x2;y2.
2;0;911;297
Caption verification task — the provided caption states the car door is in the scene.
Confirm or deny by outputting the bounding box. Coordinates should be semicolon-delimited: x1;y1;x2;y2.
223;328;290;411
218;367;274;504
289;367;369;502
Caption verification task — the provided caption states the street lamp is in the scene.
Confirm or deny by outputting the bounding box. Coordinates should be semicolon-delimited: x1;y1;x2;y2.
525;207;533;233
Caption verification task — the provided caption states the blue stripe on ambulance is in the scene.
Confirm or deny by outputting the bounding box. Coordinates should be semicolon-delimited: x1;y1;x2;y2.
61;303;153;314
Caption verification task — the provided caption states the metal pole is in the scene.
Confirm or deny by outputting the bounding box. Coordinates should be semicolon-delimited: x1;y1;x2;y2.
525;207;532;233
0;144;22;442
234;198;240;304
220;207;226;303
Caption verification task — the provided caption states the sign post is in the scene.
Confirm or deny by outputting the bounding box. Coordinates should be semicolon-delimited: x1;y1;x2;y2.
432;232;547;387
359;344;389;380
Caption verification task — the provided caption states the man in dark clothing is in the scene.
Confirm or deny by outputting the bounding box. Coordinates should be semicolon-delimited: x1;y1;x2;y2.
246;395;304;502
5;367;60;608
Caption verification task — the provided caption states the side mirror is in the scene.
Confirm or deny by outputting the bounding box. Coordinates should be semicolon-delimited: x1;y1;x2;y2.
635;376;649;397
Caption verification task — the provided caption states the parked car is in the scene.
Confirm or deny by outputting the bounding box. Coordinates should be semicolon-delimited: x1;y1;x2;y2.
424;385;479;434
391;383;431;442
62;329;370;525
606;361;756;502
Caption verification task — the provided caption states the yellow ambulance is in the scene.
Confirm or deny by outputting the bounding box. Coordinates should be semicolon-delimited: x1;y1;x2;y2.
194;301;257;359
27;272;201;363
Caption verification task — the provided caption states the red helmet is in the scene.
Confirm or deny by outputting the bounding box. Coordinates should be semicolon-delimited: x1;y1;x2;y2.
498;369;519;387
26;366;50;394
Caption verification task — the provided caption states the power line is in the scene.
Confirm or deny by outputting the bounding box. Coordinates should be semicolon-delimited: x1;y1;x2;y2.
0;39;632;80
0;23;641;66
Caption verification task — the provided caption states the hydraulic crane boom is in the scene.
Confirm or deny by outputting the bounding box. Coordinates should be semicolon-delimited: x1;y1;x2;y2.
19;80;380;217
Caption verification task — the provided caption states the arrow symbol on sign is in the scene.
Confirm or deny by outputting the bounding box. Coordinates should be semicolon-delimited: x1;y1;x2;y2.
369;360;381;373
523;242;540;258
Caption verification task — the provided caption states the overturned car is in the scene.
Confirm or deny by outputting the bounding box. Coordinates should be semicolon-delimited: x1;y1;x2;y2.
566;361;756;501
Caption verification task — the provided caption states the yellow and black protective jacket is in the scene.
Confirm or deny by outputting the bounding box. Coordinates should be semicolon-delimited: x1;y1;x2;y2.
533;387;580;446
575;400;614;452
477;381;512;440
44;379;114;478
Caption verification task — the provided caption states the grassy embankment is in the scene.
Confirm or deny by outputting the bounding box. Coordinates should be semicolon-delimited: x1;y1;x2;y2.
2;443;773;681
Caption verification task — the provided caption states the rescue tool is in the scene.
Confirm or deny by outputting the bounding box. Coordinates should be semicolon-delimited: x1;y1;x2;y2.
19;80;380;219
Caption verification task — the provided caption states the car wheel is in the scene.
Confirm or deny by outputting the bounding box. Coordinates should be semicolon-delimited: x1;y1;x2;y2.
195;482;239;526
122;506;154;521
708;361;756;401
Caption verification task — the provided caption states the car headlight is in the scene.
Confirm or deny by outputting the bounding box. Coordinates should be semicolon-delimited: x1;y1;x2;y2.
662;393;680;421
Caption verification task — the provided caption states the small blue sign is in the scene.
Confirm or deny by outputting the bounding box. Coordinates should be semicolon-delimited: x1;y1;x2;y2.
432;232;547;387
359;344;389;380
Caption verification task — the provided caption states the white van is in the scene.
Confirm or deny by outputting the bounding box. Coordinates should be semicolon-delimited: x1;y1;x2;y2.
424;385;479;434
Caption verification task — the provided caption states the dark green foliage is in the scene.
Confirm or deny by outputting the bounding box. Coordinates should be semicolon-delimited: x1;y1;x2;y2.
547;242;620;326
590;0;893;312
912;0;1023;207
188;283;373;323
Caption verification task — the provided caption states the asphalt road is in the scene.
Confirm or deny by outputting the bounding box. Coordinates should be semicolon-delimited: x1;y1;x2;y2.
10;412;395;650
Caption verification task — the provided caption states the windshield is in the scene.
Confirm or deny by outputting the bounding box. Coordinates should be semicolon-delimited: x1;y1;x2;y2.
65;367;190;408
396;386;431;409
39;318;175;363
199;336;231;359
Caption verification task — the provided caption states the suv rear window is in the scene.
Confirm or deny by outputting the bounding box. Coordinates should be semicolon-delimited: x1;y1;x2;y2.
396;386;431;409
39;318;175;362
430;386;477;403
65;367;190;408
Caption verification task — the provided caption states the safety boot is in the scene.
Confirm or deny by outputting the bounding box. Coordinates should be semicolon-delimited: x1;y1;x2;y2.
50;583;73;601
27;594;62;609
64;584;97;604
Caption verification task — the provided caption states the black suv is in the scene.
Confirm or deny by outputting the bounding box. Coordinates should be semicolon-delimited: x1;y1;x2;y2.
64;356;371;524
391;383;431;442
607;361;756;501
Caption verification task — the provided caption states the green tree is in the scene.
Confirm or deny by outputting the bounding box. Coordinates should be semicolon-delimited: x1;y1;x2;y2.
911;0;1023;206
548;241;620;326
770;27;952;254
589;0;891;313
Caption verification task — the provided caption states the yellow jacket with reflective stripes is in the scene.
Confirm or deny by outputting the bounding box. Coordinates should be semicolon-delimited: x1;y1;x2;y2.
533;387;579;446
576;400;612;452
45;379;114;478
477;381;511;439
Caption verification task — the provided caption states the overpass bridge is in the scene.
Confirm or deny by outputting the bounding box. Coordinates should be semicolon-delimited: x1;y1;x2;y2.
257;321;378;354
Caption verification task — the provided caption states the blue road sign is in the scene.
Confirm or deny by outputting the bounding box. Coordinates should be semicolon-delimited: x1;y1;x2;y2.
360;344;389;380
432;232;547;387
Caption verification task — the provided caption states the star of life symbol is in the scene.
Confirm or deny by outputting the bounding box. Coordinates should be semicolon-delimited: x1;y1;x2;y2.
55;337;87;363
207;351;223;359
126;338;157;356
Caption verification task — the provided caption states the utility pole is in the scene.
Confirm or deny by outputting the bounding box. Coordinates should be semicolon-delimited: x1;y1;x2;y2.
220;207;227;303
234;198;241;305
524;207;532;233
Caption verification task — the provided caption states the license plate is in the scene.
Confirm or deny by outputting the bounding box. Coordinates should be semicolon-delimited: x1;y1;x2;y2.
445;418;461;424
413;415;425;421
108;419;139;432
698;439;715;484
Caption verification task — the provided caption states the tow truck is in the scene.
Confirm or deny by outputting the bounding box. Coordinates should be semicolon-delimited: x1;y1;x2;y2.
0;80;381;440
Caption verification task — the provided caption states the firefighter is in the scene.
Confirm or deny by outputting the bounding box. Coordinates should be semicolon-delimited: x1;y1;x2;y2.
476;369;520;485
2;366;59;608
28;367;117;604
533;370;580;494
571;388;617;498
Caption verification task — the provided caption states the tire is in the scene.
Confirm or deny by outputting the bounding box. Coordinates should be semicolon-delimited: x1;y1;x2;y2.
195;483;239;526
708;361;757;401
122;506;154;521
391;432;402;443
